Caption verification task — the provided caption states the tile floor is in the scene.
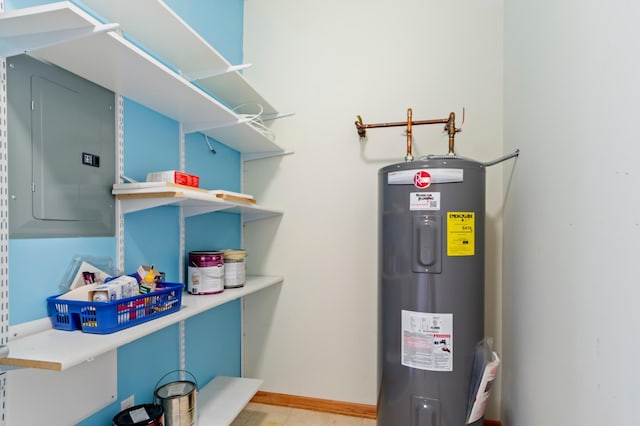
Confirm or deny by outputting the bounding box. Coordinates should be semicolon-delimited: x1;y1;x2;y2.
231;402;377;426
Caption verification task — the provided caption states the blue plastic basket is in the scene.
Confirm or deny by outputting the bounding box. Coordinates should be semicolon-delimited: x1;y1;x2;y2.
47;282;184;334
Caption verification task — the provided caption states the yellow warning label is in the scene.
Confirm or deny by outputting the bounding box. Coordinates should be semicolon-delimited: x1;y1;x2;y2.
447;212;475;256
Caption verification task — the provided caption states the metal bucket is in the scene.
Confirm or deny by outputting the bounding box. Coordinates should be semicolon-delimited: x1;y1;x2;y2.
154;370;198;426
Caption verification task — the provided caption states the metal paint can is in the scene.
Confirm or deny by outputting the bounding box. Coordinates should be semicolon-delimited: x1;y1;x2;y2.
222;249;246;288
187;251;224;295
154;371;197;426
112;404;164;426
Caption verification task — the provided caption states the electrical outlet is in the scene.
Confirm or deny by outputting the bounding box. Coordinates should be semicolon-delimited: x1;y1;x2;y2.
121;395;135;411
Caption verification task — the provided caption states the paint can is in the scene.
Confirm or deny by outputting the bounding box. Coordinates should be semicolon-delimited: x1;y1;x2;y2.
112;404;164;426
187;251;224;294
154;371;198;426
223;249;246;288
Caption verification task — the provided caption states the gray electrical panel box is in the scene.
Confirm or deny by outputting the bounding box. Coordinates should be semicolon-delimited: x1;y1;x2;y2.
7;54;116;238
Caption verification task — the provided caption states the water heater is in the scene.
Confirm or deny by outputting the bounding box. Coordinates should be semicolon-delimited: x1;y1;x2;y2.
378;156;485;426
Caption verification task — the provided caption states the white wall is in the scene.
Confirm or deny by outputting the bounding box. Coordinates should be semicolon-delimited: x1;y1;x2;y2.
502;1;640;425
242;0;504;419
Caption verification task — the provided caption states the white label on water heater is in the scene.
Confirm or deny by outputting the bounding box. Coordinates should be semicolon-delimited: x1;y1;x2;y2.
410;192;440;210
401;310;453;372
388;168;464;185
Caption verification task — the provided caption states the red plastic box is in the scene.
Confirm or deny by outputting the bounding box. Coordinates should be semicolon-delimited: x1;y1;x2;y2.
147;170;200;188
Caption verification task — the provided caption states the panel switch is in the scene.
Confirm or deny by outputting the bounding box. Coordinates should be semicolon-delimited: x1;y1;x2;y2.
82;152;100;167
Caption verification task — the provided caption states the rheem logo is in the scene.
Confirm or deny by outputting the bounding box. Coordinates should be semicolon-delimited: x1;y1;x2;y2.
414;170;431;189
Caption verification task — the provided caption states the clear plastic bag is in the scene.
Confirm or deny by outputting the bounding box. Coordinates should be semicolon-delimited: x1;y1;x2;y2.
465;338;501;424
59;255;118;293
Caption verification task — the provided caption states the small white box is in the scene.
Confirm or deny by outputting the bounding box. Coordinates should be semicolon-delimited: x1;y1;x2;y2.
90;276;138;302
146;170;199;187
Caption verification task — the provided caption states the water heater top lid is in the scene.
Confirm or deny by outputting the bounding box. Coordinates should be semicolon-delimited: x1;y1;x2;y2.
378;155;485;176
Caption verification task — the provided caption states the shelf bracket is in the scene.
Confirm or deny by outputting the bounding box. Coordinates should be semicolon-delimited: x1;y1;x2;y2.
182;63;252;82
183;116;253;134
0;22;120;57
0;54;8;360
117;196;186;215
243;150;293;162
182;205;232;218
242;211;283;223
260;111;295;122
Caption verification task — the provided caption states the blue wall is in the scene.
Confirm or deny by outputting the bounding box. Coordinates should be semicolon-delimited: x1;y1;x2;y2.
7;1;246;424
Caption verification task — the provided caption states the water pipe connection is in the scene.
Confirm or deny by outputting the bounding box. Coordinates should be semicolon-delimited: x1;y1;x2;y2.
355;108;461;161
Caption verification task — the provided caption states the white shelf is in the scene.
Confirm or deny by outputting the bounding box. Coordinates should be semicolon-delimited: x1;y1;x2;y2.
0;275;283;371
78;0;282;118
0;2;285;156
0;1;117;56
113;183;283;222
198;376;262;426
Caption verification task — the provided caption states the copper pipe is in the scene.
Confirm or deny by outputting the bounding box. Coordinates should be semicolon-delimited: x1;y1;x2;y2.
355;117;448;133
355;115;367;137
444;112;461;155
355;108;461;159
406;108;413;161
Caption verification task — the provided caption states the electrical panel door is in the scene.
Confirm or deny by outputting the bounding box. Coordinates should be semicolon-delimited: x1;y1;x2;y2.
7;54;115;238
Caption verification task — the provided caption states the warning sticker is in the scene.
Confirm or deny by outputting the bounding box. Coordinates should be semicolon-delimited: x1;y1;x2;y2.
447;212;475;256
410;192;440;211
401;310;453;372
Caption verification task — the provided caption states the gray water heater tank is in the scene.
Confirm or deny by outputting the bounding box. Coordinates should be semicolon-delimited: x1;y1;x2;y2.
378;157;485;426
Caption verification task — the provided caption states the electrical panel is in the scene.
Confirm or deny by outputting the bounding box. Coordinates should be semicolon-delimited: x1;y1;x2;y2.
7;54;116;238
